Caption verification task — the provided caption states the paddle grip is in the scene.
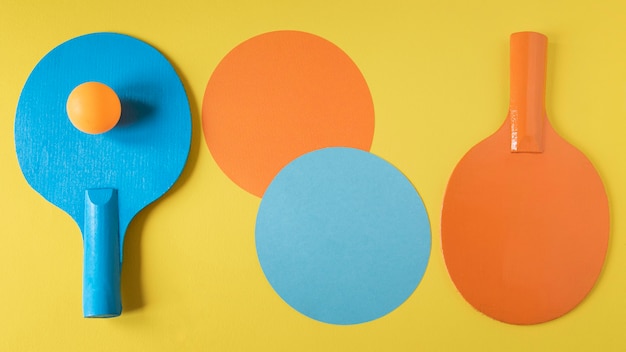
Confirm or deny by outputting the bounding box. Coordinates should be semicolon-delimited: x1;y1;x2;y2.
83;188;122;318
509;31;547;153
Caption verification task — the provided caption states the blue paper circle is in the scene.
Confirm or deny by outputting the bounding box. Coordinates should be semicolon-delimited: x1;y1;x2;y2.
15;33;191;243
255;147;431;325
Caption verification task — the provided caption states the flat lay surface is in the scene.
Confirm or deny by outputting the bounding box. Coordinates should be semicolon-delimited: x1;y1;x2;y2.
1;0;625;350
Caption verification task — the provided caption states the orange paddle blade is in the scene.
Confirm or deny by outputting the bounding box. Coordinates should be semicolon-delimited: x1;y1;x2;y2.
441;32;609;325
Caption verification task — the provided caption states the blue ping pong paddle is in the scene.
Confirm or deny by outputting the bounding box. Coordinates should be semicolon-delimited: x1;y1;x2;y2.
15;33;191;318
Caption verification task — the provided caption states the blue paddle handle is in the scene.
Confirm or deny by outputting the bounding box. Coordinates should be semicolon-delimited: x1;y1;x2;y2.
83;188;122;318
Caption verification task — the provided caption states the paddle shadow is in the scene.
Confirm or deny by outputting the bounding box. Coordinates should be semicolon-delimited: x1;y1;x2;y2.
120;209;147;313
119;40;203;314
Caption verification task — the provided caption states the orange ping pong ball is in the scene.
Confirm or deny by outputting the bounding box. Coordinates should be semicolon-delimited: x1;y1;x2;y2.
66;82;121;134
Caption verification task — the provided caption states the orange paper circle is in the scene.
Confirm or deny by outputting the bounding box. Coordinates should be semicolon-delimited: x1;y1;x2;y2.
202;31;375;197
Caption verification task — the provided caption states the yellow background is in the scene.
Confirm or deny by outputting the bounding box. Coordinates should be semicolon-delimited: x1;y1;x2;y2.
2;0;625;350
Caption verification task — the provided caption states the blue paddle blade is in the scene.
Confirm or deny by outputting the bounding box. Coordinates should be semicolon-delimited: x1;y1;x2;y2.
15;32;191;247
255;147;431;325
15;33;191;317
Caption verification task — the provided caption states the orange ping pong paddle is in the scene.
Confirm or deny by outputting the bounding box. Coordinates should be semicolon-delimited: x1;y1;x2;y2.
441;32;609;325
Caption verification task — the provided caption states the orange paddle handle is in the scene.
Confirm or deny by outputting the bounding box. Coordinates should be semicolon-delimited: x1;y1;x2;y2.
509;32;547;153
